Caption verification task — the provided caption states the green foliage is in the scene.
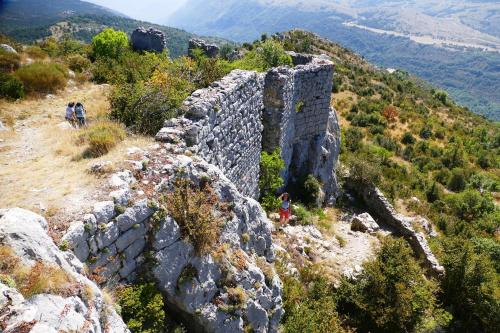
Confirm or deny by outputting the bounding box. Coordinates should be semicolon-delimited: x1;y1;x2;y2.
0;49;21;72
301;175;322;207
67;54;91;73
15;62;67;93
259;39;293;68
91;28;129;59
259;149;285;199
282;269;349;333
445;189;495;222
441;238;500;332
343;127;364;152
116;283;165;333
78;121;126;158
337;238;450;332
447;168;467;192
426;182;441;203
0;72;24;99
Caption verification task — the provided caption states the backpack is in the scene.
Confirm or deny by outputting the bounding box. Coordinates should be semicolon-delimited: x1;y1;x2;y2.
75;104;85;117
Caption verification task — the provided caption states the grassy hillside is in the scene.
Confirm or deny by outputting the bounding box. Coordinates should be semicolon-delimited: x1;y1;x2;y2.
0;0;232;58
168;0;500;120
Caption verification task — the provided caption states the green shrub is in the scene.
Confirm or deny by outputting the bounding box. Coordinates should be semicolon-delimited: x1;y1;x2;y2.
282;270;348;333
401;131;416;145
447;168;467;192
419;124;433;139
67;54;91;73
110;68;192;135
445;189;495;222
15;62;67;93
337;238;450;332
0;72;24;99
426;182;442;203
294;204;314;226
116;283;165;333
259;39;293;68
165;178;222;255
0;49;21;72
79;121;126;158
92;28;129;59
302;174;322;207
259;149;285;205
441;238;499;332
343;127;364;152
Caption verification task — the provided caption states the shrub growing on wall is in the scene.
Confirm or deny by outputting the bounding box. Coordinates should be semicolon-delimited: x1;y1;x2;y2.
259;149;285;212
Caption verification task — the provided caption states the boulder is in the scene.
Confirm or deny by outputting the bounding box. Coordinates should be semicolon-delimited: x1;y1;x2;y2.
0;43;17;54
188;38;220;58
351;212;380;233
131;27;166;53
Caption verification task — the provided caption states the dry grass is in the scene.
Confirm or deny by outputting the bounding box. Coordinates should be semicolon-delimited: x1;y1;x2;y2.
0;83;152;224
0;245;76;298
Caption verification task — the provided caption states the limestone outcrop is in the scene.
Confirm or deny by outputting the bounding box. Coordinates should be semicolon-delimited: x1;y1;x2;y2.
0;208;129;333
0;44;17;54
188;38;220;58
131;27;166;53
58;143;283;333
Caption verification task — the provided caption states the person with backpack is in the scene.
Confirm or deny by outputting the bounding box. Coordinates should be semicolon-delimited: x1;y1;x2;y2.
65;102;75;127
75;102;86;128
279;192;292;229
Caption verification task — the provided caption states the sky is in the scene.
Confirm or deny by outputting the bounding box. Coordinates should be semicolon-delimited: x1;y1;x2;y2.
85;0;188;23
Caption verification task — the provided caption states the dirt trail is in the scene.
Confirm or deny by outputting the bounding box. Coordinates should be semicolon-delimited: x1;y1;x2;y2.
0;83;152;234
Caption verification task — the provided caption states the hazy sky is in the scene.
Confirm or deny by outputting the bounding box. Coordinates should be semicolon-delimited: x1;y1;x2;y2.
85;0;187;23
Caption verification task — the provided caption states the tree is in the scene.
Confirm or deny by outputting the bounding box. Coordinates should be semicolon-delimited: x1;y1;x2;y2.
441;238;500;332
92;28;129;59
337;238;450;333
344;127;364;152
445;189;495;222
426;181;442;203
447;168;466;192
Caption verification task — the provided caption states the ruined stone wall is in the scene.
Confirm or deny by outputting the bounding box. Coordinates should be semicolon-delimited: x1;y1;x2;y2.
157;54;340;203
180;70;265;198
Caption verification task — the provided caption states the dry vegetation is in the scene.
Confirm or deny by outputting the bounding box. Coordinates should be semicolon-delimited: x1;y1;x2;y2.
0;245;76;298
0;82;152;228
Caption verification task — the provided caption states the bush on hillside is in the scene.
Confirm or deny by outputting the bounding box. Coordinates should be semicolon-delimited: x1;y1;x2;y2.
78;121;126;158
441;238;500;332
401;131;416;145
301;174;322;207
91;28;129;59
0;49;21;72
445;189;495;222
24;46;47;59
343;127;364;152
110;68;193;135
447;168;467;192
165;178;222;255
259;39;293;68
15;62;67;93
337;238;451;332
67;54;91;73
115;283;165;333
0;72;24;99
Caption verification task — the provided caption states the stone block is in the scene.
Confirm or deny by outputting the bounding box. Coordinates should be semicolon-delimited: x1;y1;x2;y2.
93;201;115;224
95;222;120;249
116;223;147;251
116;200;154;232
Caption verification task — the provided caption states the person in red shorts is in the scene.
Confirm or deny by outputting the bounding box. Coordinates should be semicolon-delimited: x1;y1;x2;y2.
279;192;291;228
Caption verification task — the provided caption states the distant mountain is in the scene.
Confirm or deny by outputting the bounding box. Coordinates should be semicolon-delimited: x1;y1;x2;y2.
167;0;500;120
0;0;232;58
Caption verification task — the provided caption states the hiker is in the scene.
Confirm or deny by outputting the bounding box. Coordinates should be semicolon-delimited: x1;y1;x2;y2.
279;192;291;228
65;102;75;127
75;102;86;128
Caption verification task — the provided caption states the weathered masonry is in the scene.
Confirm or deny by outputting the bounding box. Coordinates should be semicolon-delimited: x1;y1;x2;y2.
156;52;341;203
